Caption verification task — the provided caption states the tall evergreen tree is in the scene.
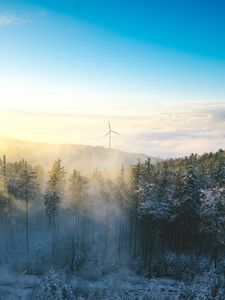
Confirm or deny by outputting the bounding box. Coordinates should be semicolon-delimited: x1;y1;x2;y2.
68;170;88;271
44;159;66;256
0;155;13;253
23;161;38;255
6;159;38;255
200;188;225;267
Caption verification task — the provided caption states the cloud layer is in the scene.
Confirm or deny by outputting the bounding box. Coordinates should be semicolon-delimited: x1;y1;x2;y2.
0;101;224;158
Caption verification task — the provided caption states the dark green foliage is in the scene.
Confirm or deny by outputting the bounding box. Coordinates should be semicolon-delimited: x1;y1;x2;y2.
0;149;224;280
44;159;66;223
7;160;38;201
134;149;225;275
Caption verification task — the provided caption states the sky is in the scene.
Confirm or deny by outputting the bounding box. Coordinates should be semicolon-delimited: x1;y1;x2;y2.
0;0;224;157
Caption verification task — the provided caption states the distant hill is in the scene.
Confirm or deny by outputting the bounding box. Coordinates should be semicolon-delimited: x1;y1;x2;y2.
0;137;159;173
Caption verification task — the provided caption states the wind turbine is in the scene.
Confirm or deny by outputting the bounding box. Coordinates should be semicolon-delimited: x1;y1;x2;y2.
104;121;120;149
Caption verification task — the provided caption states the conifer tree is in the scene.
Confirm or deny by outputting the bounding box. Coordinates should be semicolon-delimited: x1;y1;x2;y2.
0;155;13;253
44;159;66;256
68;170;88;271
200;188;225;267
23;161;38;255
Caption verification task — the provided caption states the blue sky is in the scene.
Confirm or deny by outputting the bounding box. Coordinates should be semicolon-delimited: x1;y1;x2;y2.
0;0;224;155
2;0;224;57
0;0;225;107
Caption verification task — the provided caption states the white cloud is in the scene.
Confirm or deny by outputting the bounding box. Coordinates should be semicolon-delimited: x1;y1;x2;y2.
0;101;224;158
0;13;29;26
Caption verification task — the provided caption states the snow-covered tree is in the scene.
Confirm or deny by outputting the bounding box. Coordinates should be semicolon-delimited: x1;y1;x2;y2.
68;170;88;271
200;188;225;267
69;170;88;212
6;159;38;255
44;159;66;256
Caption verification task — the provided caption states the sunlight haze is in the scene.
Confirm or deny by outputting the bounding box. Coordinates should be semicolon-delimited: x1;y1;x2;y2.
0;0;224;157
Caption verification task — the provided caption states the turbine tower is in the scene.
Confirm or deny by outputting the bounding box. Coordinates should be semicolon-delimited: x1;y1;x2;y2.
104;121;119;149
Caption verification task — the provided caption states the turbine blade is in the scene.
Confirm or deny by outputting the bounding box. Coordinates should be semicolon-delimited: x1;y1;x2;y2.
103;131;110;138
111;131;120;135
108;121;111;130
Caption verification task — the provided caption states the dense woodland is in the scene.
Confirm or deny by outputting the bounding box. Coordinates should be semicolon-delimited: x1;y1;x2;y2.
0;149;225;298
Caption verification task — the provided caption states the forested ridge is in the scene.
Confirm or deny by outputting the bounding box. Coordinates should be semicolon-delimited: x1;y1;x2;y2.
0;149;224;299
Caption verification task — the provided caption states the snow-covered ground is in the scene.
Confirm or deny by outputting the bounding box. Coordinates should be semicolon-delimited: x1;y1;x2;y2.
0;265;184;300
0;265;40;300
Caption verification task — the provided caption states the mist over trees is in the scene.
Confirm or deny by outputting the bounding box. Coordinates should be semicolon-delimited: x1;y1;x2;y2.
0;149;224;299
